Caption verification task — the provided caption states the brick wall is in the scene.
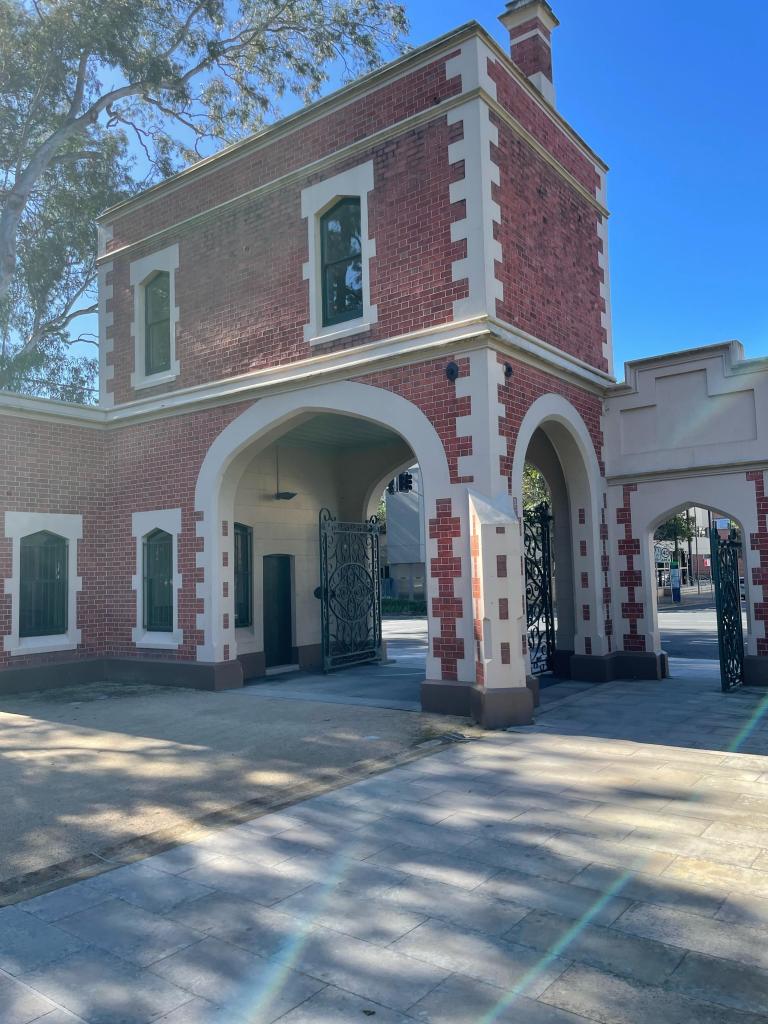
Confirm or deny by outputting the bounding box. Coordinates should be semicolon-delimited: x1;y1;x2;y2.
0;415;106;669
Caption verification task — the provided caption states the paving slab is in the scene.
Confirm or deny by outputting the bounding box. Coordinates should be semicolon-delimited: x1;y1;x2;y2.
9;656;768;1023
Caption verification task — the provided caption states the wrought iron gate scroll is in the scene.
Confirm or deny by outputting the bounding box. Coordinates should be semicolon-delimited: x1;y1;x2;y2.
711;526;745;692
524;502;555;674
318;509;382;671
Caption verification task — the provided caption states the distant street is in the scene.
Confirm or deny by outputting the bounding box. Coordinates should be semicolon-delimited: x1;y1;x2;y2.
658;586;746;660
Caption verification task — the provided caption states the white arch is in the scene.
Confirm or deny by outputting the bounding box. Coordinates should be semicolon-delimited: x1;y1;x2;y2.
194;381;452;662
510;393;607;659
624;474;760;656
510;393;603;504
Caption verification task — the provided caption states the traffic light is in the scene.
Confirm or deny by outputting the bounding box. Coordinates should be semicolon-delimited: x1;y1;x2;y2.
398;472;413;493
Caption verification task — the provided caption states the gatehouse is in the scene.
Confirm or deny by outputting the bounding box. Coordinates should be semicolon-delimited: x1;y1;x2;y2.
2;1;766;726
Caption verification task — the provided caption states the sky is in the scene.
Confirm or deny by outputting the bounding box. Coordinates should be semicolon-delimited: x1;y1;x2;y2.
405;0;768;374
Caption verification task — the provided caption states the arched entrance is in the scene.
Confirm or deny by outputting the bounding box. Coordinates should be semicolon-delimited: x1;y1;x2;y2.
193;381;453;685
512;395;606;681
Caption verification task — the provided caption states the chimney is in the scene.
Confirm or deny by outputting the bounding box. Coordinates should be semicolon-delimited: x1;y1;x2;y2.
499;0;559;106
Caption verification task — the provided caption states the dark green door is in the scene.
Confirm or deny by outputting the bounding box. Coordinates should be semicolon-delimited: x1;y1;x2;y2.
263;554;293;668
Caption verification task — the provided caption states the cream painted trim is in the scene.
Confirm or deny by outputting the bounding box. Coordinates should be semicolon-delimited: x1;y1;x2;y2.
301;162;377;345
129;245;180;391
484;91;606;211
192;381;455;666
0;314;616;432
3;512;83;656
510;27;552;46
98;23;605;227
98;259;115;408
131;508;183;650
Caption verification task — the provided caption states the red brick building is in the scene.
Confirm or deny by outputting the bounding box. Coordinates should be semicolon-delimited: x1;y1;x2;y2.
2;1;767;723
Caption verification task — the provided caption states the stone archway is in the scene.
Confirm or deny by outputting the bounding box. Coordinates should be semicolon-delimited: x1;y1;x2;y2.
511;394;607;678
193;381;453;683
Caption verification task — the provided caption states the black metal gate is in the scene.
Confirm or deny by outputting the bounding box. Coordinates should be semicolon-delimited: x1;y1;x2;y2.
711;526;745;692
524;502;555;674
318;509;382;671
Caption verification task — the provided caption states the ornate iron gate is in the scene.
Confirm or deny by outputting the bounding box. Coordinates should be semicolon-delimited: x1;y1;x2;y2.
524;502;556;674
711;526;745;692
318;509;382;671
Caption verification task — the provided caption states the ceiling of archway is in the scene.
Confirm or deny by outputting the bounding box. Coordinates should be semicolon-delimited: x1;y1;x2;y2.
277;413;409;451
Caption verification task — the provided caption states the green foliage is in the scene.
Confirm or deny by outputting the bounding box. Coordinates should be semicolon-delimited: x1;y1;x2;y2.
523;463;549;510
654;513;696;546
0;0;408;400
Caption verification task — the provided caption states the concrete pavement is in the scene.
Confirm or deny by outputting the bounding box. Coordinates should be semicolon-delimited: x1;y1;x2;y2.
4;659;768;1022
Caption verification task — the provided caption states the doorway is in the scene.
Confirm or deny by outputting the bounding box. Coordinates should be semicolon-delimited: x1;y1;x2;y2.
263;554;293;668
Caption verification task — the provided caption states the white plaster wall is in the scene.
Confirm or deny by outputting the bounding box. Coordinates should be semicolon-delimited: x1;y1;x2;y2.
233;444;339;655
610;474;762;657
605;343;768;480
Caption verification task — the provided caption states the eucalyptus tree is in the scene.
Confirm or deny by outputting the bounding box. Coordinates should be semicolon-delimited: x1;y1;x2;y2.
0;0;407;397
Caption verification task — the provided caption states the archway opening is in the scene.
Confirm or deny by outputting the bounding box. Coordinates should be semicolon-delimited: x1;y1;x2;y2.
646;503;749;677
518;419;599;679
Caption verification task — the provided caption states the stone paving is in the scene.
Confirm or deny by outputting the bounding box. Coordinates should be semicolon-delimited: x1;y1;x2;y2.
4;663;768;1023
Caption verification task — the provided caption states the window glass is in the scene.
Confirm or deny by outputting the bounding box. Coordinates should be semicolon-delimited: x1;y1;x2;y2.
234;523;253;629
143;529;173;632
19;532;68;637
144;271;171;375
321;198;363;326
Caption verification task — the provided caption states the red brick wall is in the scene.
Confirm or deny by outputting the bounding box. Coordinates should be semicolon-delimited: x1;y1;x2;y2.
615;484;645;653
106;56;462;251
106;115;465;405
491;109;607;371
496;357;605;486
488;58;600;194
0;415;106;669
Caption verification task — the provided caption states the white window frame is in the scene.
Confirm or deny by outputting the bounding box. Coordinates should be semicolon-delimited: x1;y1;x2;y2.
130;244;180;391
132;509;183;650
301;161;377;346
3;512;83;656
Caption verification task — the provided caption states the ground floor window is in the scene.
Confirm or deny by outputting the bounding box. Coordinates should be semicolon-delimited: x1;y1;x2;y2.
19;531;68;637
234;522;253;628
143;529;173;632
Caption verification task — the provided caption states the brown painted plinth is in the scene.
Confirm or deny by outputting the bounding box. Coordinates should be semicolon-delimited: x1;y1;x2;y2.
569;651;669;682
551;650;574;679
421;679;534;729
744;655;768;687
421;678;473;717
0;657;244;696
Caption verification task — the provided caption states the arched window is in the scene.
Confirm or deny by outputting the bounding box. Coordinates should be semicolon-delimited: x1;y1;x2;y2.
19;532;68;637
143;529;173;632
321;198;363;326
144;271;171;375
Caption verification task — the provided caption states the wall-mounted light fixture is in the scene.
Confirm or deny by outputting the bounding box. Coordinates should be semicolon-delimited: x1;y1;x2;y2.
445;361;459;382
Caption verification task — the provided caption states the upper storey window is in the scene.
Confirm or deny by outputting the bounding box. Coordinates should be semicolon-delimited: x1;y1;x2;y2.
301;161;377;346
144;272;171;375
129;244;180;391
321;199;363;327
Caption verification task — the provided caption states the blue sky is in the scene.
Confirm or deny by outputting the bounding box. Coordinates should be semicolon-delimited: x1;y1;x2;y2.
406;0;768;373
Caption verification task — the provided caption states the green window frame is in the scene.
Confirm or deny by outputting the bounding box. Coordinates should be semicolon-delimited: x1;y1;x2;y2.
320;197;363;327
19;531;68;638
144;271;171;376
143;528;173;632
234;523;253;629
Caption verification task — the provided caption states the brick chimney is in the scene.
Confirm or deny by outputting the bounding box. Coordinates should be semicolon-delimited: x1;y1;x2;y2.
499;0;559;106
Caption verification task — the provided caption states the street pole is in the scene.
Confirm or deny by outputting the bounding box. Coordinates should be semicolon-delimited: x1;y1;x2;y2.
694;510;701;595
687;508;694;591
